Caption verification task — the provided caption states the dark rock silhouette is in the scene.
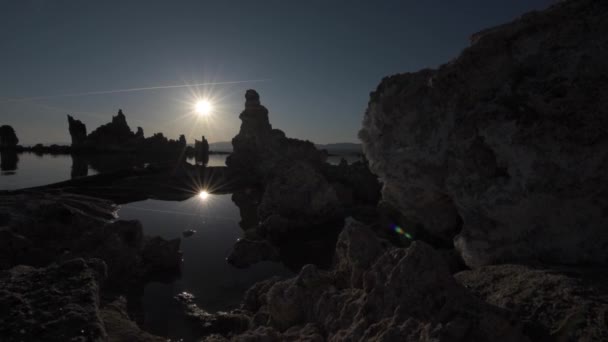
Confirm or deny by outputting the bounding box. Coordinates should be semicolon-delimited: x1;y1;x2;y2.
67;109;192;158
135;126;144;139
67;115;87;148
226;89;326;183
194;135;210;165
226;90;381;270
359;0;608;268
0;125;18;149
86;109;136;149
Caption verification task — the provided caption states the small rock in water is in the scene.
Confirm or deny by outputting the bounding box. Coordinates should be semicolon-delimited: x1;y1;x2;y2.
182;229;196;238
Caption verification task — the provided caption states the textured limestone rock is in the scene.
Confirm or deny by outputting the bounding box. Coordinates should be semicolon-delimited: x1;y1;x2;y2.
359;0;608;267
0;258;108;342
214;220;530;341
456;264;608;341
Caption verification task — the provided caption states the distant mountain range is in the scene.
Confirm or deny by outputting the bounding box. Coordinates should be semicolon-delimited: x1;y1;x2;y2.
209;141;362;154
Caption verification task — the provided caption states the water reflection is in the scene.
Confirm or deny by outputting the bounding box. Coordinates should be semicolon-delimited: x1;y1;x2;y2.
0;150;18;174
118;194;292;339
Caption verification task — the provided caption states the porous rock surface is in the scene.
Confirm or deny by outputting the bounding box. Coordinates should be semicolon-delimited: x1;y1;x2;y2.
205;220;530;341
359;0;608;267
0;258;108;342
456;264;608;341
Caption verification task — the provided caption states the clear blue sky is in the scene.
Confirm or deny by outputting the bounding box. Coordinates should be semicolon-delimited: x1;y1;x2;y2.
0;0;553;145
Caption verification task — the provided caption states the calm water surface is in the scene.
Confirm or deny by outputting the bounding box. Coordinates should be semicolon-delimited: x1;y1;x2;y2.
119;195;292;338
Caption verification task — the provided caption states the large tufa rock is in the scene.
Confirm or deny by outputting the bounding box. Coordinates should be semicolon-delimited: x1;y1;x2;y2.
359;0;608;267
67;115;87;148
226;90;326;183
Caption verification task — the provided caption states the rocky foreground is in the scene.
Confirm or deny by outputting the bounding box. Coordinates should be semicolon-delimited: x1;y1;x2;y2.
0;192;181;341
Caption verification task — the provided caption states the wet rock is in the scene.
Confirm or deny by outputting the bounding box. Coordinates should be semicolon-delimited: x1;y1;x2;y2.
68;115;87;148
359;0;608;267
455;264;608;341
0;258;108;342
224;219;530;341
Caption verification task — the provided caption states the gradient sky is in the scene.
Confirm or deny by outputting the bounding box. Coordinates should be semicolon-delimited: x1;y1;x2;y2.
1;0;553;145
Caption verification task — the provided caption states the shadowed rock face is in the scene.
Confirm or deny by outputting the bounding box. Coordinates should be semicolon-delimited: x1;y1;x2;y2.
359;0;608;268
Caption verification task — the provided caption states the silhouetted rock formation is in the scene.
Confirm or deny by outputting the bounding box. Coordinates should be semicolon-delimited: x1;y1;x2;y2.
226;90;380;270
87;109;134;145
67;115;87;147
227;89;326;183
195;135;210;165
0;125;18;150
67;109;192;159
359;0;608;268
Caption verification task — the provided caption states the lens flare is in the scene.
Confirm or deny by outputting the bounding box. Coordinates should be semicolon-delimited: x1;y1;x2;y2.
199;190;209;200
391;224;413;240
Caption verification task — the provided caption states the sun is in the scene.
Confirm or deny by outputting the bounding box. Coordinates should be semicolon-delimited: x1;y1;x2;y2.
195;100;213;116
199;190;209;200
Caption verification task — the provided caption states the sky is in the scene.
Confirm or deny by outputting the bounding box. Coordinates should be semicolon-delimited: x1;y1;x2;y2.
0;0;554;145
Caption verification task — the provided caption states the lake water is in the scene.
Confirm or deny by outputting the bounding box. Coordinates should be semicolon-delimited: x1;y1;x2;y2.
119;196;292;339
0;152;361;340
